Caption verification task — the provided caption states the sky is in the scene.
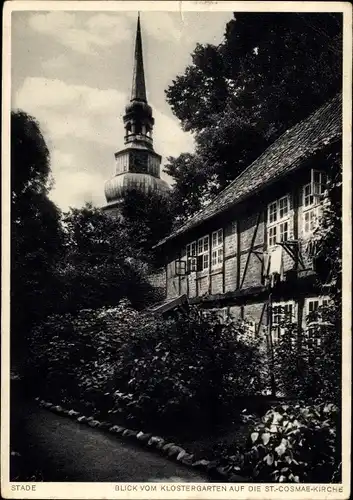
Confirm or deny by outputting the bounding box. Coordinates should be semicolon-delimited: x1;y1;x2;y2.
11;9;233;211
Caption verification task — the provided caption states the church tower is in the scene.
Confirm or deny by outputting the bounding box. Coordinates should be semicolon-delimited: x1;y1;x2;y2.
104;14;170;212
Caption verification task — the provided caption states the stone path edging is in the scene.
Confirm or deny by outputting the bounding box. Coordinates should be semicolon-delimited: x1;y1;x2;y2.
35;398;246;483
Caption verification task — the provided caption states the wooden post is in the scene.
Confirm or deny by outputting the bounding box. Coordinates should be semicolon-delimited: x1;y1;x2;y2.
178;250;181;296
222;228;226;294
267;292;277;396
297;295;305;349
196;253;199;297
208;234;212;295
256;300;267;336
236;220;241;289
186;256;189;298
165;261;168;299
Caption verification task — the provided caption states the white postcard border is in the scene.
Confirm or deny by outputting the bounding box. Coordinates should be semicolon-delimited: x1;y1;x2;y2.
2;2;352;499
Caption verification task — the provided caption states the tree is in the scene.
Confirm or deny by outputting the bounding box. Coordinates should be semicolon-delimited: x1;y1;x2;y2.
11;110;52;201
119;189;174;262
165;13;342;221
11;110;65;363
60;204;155;311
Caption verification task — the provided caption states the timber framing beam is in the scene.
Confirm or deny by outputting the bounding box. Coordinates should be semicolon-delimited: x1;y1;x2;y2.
189;273;318;308
240;212;262;289
277;240;306;270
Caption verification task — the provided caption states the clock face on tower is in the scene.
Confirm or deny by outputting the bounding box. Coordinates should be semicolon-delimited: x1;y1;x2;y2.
129;150;148;173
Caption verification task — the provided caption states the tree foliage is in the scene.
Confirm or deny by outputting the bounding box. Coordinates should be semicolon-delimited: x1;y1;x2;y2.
311;148;342;307
11;110;52;201
216;401;340;482
165;13;342;221
114;306;264;429
11;110;65;361
119;189;174;262
59;204;155;311
271;319;341;405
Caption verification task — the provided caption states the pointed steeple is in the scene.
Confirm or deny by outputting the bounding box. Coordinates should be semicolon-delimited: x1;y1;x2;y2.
103;12;170;209
131;12;147;102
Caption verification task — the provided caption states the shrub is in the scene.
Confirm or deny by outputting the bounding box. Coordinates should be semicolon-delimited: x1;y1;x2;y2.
112;306;264;430
27;300;139;408
28;303;264;431
272;303;341;404
215;401;340;483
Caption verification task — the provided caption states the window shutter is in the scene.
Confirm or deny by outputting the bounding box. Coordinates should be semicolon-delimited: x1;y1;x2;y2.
197;255;203;271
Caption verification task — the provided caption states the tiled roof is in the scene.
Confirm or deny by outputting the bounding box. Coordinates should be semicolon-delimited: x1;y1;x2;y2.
157;93;342;247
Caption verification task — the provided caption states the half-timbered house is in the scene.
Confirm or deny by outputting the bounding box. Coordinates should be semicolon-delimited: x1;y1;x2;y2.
154;94;342;344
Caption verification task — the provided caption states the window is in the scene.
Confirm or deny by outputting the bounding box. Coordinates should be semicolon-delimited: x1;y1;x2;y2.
211;229;223;269
197;235;209;271
267;195;291;248
302;170;327;236
175;260;186;276
271;301;296;344
279;221;288;242
303;208;320;234
312;170;327;197
279;196;289;218
268;226;277;247
186;241;197;272
303;183;314;208
304;296;330;347
268;202;277;224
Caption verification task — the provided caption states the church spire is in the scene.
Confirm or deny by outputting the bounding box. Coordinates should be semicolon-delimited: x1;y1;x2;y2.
103;12;170;210
131;12;147;102
123;12;154;150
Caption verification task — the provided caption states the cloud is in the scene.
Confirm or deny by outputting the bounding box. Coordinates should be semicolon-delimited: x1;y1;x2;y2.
28;11;187;56
51;150;76;170
14;77;194;210
15;77;193;156
15;77;126;146
141;12;183;42
28;12;132;55
42;54;69;71
50;165;107;211
153;108;194;160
